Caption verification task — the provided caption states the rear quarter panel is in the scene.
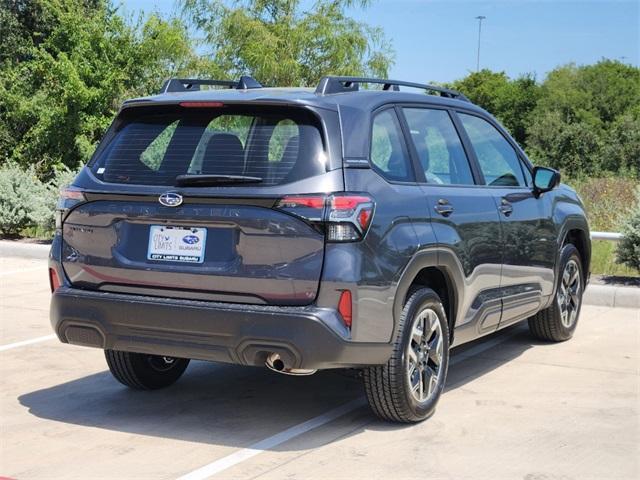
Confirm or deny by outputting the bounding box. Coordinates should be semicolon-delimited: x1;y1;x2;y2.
316;168;435;342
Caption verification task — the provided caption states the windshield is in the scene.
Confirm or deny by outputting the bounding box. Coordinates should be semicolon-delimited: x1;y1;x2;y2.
89;104;327;186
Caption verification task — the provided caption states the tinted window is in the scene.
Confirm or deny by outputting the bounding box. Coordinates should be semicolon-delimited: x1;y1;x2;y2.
403;108;475;185
91;105;325;186
458;113;526;187
370;109;415;182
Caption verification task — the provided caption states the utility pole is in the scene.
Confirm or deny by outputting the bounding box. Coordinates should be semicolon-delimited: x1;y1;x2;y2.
475;15;486;72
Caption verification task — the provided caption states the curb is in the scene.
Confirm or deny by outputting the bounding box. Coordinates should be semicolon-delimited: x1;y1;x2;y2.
1;240;638;308
0;240;50;260
583;284;640;309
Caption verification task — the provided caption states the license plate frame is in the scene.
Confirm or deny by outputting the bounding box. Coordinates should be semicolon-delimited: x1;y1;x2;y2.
147;225;207;264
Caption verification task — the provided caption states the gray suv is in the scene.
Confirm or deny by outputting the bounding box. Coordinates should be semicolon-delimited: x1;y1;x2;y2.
49;76;590;422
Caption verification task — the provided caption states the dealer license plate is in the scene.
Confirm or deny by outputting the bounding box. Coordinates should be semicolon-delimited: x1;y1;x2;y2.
147;225;206;263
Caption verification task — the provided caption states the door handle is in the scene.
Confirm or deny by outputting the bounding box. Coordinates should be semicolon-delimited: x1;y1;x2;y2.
499;198;513;217
434;198;454;217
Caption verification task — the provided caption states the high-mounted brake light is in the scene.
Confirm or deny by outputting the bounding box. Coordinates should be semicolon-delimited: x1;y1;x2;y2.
179;102;225;108
275;193;375;242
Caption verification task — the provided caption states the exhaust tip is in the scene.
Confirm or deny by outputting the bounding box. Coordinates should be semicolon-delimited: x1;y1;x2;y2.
272;358;285;371
268;354;285;371
265;353;316;376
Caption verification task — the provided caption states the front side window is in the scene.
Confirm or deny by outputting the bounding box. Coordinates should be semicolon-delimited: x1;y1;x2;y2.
91;105;325;187
403;108;475;185
370;109;415;182
458;113;526;187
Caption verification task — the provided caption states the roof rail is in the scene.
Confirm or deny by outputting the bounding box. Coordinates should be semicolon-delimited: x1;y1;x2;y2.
159;75;263;94
315;76;469;101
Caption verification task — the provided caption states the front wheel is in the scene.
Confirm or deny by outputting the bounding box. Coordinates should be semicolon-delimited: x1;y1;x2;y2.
105;350;190;390
528;244;584;342
363;288;450;423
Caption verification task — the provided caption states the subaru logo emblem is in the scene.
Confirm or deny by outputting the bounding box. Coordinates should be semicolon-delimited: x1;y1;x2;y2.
182;235;199;245
158;192;183;207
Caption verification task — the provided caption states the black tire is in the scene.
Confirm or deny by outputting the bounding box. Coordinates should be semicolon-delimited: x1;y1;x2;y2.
105;350;190;390
363;288;450;423
528;244;584;342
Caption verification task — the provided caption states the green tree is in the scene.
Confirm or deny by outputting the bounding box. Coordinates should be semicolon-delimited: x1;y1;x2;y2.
526;60;640;176
536;60;640;125
0;0;211;175
181;0;394;87
601;107;640;176
526;110;603;173
450;70;540;145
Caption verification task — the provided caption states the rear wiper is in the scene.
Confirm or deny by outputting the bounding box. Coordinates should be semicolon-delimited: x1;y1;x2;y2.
175;174;263;187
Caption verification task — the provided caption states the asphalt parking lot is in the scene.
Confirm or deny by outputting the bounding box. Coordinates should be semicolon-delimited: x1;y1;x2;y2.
1;255;639;480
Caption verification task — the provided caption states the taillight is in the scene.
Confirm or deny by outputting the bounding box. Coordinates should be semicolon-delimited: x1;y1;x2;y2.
338;290;353;328
276;195;326;221
56;187;86;230
49;268;61;292
275;193;374;242
59;187;85;201
326;194;374;242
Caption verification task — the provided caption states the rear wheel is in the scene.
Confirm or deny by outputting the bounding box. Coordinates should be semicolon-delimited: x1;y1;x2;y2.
363;288;450;423
528;244;583;342
105;350;189;390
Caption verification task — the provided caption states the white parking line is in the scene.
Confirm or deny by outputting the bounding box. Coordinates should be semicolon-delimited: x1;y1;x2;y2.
0;334;56;352
176;398;367;480
177;328;522;480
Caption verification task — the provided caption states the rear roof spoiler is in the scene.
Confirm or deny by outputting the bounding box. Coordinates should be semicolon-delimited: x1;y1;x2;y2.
315;76;469;101
159;75;263;94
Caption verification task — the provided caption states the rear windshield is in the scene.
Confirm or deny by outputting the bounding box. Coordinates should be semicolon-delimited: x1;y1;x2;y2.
89;104;327;186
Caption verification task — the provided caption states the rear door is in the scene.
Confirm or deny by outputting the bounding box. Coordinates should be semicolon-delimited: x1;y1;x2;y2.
61;103;341;305
400;107;504;340
456;112;556;326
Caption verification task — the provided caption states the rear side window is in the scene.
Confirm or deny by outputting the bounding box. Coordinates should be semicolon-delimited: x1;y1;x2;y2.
90;105;326;187
403;108;475;185
458;113;526;187
370;109;415;182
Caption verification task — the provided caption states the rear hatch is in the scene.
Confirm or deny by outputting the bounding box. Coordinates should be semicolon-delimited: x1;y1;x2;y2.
60;102;342;305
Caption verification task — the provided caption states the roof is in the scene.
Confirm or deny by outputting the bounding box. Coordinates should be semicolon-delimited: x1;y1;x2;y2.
125;87;486;115
122;76;487;115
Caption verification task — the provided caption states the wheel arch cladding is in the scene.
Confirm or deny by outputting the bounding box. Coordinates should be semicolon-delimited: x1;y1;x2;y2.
407;266;457;341
393;248;463;343
563;228;591;283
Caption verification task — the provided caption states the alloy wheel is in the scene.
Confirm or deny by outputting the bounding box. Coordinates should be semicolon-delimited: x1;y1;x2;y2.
558;259;581;328
406;308;444;402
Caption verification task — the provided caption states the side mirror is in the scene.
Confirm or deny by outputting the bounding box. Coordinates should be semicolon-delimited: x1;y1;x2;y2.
532;166;560;197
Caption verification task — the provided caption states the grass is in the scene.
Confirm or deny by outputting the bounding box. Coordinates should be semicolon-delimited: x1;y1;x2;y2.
590;241;637;276
565;175;639;277
19;225;54;240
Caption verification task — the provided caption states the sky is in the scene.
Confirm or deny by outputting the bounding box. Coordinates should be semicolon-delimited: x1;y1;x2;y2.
120;0;639;83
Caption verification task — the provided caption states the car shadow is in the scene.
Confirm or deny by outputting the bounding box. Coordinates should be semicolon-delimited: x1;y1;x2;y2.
19;324;548;451
592;275;640;287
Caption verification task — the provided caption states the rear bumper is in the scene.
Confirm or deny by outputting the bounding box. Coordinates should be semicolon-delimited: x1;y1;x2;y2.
50;287;392;370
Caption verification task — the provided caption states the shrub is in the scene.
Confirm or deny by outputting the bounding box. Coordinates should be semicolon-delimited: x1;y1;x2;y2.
0;163;79;236
616;187;640;272
0;163;50;235
569;176;637;231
